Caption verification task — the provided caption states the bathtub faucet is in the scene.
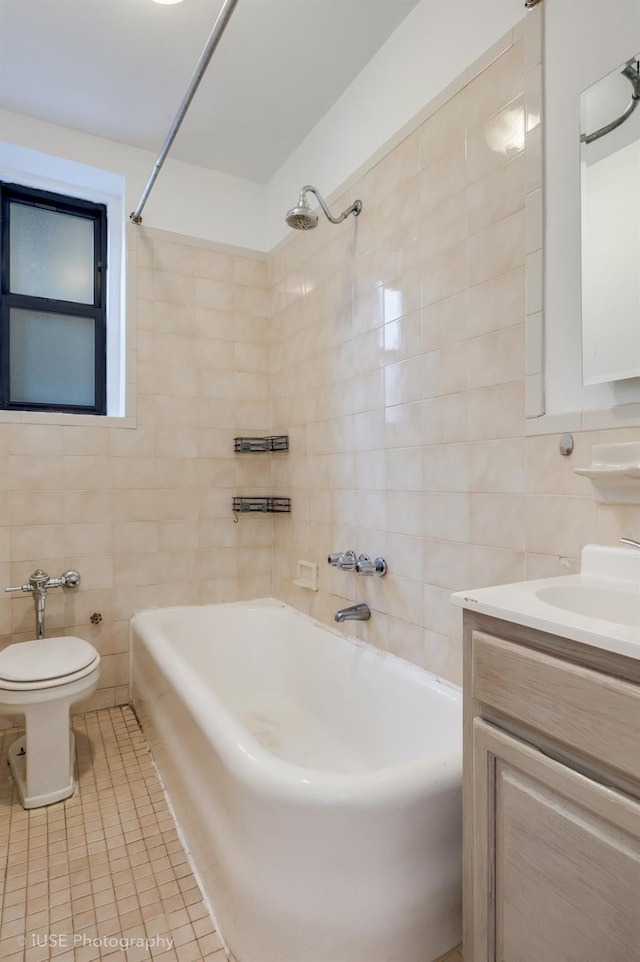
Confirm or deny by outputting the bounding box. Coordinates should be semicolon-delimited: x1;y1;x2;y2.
355;554;388;577
328;551;388;576
328;550;358;571
334;603;370;623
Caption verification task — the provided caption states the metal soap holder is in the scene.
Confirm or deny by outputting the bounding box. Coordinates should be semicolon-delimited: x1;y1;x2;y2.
233;497;291;514
234;436;289;453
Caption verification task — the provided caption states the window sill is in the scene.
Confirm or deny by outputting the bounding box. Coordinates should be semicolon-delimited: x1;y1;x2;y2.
0;410;136;429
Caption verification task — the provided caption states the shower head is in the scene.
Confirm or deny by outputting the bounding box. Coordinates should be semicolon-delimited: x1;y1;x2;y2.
285;190;319;230
285;185;362;231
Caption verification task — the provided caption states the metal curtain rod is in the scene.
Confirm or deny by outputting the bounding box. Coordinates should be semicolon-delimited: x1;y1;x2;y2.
130;0;241;225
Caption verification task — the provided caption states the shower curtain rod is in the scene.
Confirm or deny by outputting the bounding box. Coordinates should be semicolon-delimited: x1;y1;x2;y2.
130;0;241;225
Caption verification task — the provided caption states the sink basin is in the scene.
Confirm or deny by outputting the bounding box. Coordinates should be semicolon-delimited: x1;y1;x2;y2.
452;545;640;661
535;583;640;627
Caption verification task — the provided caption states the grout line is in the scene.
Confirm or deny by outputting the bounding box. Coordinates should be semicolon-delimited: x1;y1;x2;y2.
0;707;226;962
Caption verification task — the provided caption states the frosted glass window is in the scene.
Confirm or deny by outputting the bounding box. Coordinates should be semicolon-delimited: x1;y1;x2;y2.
9;202;95;303
1;180;107;414
10;308;95;407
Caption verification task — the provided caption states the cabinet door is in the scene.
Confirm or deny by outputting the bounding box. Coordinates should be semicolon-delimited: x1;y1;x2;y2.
472;719;640;962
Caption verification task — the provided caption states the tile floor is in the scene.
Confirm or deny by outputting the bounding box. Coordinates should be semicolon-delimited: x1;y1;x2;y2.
0;707;225;962
0;705;465;962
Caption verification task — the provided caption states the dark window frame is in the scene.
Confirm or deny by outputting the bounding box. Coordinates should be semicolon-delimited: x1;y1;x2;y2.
0;181;107;415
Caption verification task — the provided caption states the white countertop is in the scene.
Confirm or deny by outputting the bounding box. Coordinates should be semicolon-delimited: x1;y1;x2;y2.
451;547;640;663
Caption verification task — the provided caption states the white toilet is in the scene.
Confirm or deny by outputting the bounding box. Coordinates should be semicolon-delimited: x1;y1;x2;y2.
0;636;100;809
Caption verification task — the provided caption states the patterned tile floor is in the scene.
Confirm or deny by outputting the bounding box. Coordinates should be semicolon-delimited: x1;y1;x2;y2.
0;705;464;962
0;707;225;962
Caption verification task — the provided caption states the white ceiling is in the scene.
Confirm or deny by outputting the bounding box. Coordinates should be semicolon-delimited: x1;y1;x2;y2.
0;0;420;184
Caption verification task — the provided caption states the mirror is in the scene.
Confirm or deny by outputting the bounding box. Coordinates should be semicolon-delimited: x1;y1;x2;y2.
580;54;640;386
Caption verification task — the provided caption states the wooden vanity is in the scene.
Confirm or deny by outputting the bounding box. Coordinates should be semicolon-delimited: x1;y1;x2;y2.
461;609;640;962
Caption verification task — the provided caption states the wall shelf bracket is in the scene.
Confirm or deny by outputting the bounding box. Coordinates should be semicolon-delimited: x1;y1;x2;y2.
234;436;289;453
232;497;291;514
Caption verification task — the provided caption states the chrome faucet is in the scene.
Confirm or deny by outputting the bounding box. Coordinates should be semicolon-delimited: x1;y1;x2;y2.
355;553;388;576
329;551;388;576
620;538;640;549
334;603;370;623
328;550;358;571
5;568;81;639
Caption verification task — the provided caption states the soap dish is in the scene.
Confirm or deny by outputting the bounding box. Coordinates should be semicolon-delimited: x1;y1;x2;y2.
293;560;319;591
574;441;640;504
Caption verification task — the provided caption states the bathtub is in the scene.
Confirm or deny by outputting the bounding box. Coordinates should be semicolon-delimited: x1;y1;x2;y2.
130;599;462;962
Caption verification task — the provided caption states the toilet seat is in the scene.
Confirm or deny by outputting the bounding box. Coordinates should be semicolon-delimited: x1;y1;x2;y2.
0;637;100;691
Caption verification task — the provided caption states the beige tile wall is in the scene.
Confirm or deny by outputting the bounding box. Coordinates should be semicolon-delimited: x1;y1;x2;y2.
2;20;639;717
269;29;640;684
0;228;272;714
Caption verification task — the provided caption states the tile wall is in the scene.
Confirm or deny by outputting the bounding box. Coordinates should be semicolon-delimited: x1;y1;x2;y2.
0;229;272;714
1;19;639;711
269;25;640;683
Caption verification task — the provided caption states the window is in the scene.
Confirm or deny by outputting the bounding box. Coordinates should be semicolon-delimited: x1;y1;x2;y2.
0;181;107;414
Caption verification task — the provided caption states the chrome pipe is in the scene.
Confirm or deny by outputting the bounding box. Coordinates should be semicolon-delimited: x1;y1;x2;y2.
130;0;241;224
303;185;362;225
286;185;362;230
34;588;47;640
581;61;640;145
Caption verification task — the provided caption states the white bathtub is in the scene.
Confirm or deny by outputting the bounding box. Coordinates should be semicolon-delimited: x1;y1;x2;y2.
130;599;462;962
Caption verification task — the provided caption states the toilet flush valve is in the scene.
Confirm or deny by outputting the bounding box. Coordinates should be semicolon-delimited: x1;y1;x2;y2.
5;568;81;639
46;570;81;589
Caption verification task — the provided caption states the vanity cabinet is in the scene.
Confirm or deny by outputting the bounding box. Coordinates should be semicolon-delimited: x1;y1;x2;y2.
463;616;640;962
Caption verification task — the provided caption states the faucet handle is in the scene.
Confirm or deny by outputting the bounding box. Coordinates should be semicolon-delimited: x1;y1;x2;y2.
5;568;48;593
328;550;358;570
338;550;357;570
355;554;388;577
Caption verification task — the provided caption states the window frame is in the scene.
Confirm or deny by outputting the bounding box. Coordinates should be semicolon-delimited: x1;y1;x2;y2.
0;181;108;415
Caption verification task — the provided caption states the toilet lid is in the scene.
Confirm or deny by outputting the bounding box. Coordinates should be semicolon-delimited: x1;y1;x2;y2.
0;636;98;683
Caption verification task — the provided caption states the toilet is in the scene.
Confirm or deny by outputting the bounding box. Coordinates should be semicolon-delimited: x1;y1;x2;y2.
0;636;100;809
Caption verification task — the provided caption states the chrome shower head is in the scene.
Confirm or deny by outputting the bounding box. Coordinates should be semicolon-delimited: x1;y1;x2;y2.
285;189;319;230
285;184;362;231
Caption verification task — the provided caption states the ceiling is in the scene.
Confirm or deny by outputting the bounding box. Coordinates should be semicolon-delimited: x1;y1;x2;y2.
0;0;420;184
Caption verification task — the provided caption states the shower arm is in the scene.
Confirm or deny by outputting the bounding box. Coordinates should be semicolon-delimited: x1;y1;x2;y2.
130;0;241;225
301;185;362;224
581;61;640;146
